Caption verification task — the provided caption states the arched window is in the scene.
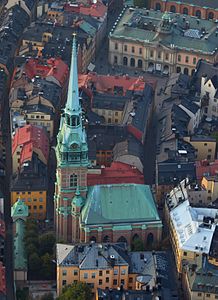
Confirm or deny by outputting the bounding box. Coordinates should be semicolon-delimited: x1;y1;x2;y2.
184;68;189;75
138;59;143;68
123;56;128;66
117;236;127;244
70;174;77;188
178;55;181;62
191;69;195;76
185;56;189;63
170;5;176;13
183;7;188;15
130;58;135;67
90;236;96;242
176;66;181;73
103;235;110;243
193;57;197;65
155;2;161;11
195;10;201;18
131;234;144;251
147;233;154;247
208;12;214;20
114;56;117;64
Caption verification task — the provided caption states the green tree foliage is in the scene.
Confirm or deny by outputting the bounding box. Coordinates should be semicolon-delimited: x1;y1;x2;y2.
24;220;56;280
40;293;54;300
39;233;56;255
133;0;146;8
57;282;92;300
131;238;144;251
16;288;29;300
28;253;42;273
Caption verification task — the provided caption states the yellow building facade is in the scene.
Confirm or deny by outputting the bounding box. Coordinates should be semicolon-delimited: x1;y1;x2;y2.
184;136;216;162
11;190;46;220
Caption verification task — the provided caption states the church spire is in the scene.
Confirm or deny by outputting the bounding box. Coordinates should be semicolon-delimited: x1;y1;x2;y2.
65;33;80;114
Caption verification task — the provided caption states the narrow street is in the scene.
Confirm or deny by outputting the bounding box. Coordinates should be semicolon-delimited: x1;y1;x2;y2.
2;85;15;299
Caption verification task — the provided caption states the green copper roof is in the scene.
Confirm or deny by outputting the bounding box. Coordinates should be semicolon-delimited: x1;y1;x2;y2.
72;187;84;207
81;184;161;226
65;34;80;114
110;8;218;54
79;21;96;37
11;198;28;219
14;219;27;270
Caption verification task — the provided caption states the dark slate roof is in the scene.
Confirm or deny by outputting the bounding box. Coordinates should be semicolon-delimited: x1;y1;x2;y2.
93;93;127;110
209;226;218;259
131;84;154;133
0;69;8;104
24;0;35;11
172;104;190;137
11;153;48;191
97;289;153;300
180;98;200;114
192;60;218;93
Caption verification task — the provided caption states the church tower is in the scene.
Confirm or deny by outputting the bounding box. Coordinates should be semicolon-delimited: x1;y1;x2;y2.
54;35;88;243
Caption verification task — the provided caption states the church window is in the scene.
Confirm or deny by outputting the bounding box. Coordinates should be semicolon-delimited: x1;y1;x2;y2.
70;174;78;188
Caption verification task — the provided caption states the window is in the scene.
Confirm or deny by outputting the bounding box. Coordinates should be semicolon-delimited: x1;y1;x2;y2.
170;5;176;13
39;205;43;210
28;198;31;202
74;270;78;276
185;56;189;63
114;270;118;275
121;269;126;275
39;198;43;202
99;270;102;276
178;55;181;62
84;273;88;279
28;192;31;195
183;251;187;256
198;293;202;296
208;149;212;153
113;279;117;285
99;279;102;285
206;294;210;298
212;106;216;112
193;57;197;65
131;46;135;53
33;205;37;210
155;2;161;10
150;50;154;58
158;51;161;59
130;58;135;67
204;143;208;146
33;199;37;202
16;192;20;195
121;279;125;285
139;48;142;54
183;7;188;15
62;280;67;286
129;277;133;283
115;43;118;50
70;174;77;188
17;151;20;155
91;273;95;279
108;118;112;123
115;112;118;116
124;45;127;52
106;270;110;274
106;277;109;283
123;56;128;66
62;270;67;276
114;56;117;64
165;53;169;60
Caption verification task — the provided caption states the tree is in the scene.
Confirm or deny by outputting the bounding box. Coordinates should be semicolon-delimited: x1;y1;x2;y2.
28;252;42;274
133;0;146;8
58;282;92;300
26;243;38;258
40;293;54;300
40;253;56;280
39;233;56;256
131;238;144;251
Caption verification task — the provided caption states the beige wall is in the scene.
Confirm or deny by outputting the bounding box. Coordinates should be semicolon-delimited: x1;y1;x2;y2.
92;108;123;124
184;137;216;161
201;177;218;202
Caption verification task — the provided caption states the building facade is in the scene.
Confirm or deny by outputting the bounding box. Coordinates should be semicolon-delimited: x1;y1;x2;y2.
109;8;218;76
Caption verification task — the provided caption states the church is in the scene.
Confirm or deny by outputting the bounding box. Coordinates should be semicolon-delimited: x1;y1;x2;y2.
54;36;162;247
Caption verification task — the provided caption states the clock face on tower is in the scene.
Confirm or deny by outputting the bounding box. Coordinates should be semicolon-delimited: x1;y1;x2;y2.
71;143;78;150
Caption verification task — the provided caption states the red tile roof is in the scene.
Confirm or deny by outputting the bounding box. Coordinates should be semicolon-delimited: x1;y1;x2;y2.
64;0;107;18
196;159;218;181
24;57;68;86
0;262;6;295
87;162;144;186
12;125;49;167
79;73;156;96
